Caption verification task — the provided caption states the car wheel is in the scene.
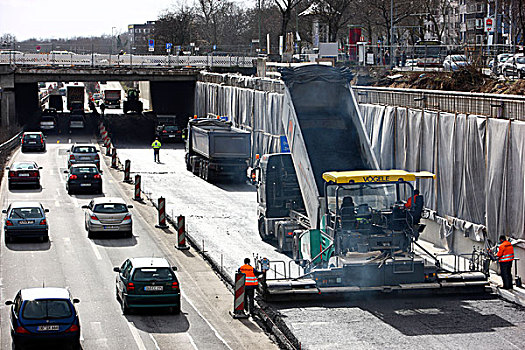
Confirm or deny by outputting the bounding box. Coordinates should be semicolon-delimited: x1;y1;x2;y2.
87;230;95;239
125;230;133;238
5;234;12;244
43;235;49;242
69;338;81;350
115;287;121;301
121;297;131;315
97;186;103;195
8;182;13;191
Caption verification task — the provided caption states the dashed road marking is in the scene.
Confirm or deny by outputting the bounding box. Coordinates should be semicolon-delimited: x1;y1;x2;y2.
88;240;102;260
187;333;199;350
149;334;161;350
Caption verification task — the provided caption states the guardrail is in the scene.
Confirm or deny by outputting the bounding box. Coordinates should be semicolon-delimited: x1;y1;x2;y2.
0;131;22;154
353;85;525;120
0;53;256;68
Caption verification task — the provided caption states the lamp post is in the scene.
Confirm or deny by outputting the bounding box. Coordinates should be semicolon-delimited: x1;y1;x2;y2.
111;26;116;55
390;0;394;68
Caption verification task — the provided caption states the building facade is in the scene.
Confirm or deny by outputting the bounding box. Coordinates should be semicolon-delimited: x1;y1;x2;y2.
127;21;156;53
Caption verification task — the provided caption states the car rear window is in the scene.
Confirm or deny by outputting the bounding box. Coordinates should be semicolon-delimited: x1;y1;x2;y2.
132;268;174;282
41;116;55;122
71;167;98;175
517;57;525;64
93;203;128;213
13;163;37;170
70;116;84;121
9;207;43;219
22;300;72;319
73;146;96;153
164;125;179;131
23;134;42;140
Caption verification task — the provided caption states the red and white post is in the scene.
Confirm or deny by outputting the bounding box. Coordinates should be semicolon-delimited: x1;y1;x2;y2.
133;175;142;201
231;273;248;319
111;147;118;168
176;215;190;250
124;160;132;183
155;197;168;229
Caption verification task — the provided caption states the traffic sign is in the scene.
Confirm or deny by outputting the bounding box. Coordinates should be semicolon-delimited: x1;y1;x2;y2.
148;39;155;52
485;17;494;32
166;43;172;53
280;136;290;153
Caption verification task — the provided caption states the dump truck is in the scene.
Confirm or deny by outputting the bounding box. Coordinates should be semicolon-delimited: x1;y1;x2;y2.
103;89;121;108
255;65;489;301
185;118;251;182
123;88;143;114
66;84;85;111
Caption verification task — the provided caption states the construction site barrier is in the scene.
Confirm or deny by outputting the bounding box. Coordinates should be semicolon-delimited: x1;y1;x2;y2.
155;197;168;229
124;160;131;182
230;273;248;319
111;147;118;168
176;215;190;250
133;175;141;201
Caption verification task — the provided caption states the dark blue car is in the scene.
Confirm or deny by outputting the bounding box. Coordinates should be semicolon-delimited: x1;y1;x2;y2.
5;287;81;349
3;202;49;243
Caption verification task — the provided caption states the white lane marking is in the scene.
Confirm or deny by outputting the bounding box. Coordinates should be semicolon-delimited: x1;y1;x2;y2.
181;290;233;350
187;333;199;350
149;334;161;350
126;321;147;350
88;239;102;260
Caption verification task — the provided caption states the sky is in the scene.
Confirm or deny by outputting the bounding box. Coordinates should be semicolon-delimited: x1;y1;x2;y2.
0;0;176;40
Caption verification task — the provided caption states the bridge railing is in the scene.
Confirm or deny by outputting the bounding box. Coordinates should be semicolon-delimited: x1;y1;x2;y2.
0;53;256;68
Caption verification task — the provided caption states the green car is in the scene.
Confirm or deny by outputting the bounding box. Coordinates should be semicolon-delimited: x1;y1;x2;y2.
114;257;180;314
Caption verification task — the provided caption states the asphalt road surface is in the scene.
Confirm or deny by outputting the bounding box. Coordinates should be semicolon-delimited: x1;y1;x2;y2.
115;132;525;350
0;119;276;350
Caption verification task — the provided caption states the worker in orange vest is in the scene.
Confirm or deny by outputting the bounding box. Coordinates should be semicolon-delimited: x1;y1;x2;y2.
238;258;262;316
405;189;420;209
497;235;515;290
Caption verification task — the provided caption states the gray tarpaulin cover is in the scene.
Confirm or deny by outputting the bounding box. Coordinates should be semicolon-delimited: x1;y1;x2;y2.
195;76;525;242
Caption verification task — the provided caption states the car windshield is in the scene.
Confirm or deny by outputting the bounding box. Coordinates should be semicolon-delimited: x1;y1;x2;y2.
93;203;127;213
23;134;42;140
73;146;96;153
452;55;466;62
164;125;179;132
132;267;174;281
22;300;72;320
9;207;43;219
71;167;98;175
517;57;525;64
13;163;37;170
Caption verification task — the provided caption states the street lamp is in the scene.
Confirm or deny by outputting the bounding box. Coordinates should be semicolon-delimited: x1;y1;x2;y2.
111;26;116;55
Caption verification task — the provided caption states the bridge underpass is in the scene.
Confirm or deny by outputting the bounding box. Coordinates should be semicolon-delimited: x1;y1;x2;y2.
0;65;199;127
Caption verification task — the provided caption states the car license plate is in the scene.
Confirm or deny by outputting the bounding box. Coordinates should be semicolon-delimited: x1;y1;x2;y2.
145;286;163;291
19;220;35;224
19;173;30;177
80;183;91;187
29;142;36;144
80;157;90;160
169;135;175;137
38;325;59;331
103;225;118;230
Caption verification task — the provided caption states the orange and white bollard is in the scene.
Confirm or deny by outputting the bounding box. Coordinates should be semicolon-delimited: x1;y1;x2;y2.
176;215;190;250
230;273;248;319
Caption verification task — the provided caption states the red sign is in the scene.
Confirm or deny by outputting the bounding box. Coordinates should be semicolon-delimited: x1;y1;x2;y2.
36;45;41;50
486;18;493;26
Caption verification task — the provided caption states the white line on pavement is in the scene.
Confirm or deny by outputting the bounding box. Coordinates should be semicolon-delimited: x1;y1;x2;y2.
181;290;233;350
187;333;199;350
149;334;161;350
88;240;102;260
126;321;147;350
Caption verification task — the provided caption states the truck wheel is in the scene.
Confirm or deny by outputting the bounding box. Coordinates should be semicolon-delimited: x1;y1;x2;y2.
185;155;192;171
292;234;301;261
203;163;209;181
258;217;270;242
277;225;291;253
191;160;198;175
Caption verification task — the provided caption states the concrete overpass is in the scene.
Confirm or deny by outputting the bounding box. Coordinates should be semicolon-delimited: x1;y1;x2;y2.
0;65;206;127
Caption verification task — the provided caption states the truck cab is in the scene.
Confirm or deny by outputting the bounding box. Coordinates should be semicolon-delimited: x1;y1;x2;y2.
256;153;305;250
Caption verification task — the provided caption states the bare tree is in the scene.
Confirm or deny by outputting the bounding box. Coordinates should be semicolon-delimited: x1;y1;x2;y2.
155;5;196;48
273;0;305;38
310;0;355;42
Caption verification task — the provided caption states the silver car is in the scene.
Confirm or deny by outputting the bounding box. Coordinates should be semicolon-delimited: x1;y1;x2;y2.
82;197;133;238
67;143;100;168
